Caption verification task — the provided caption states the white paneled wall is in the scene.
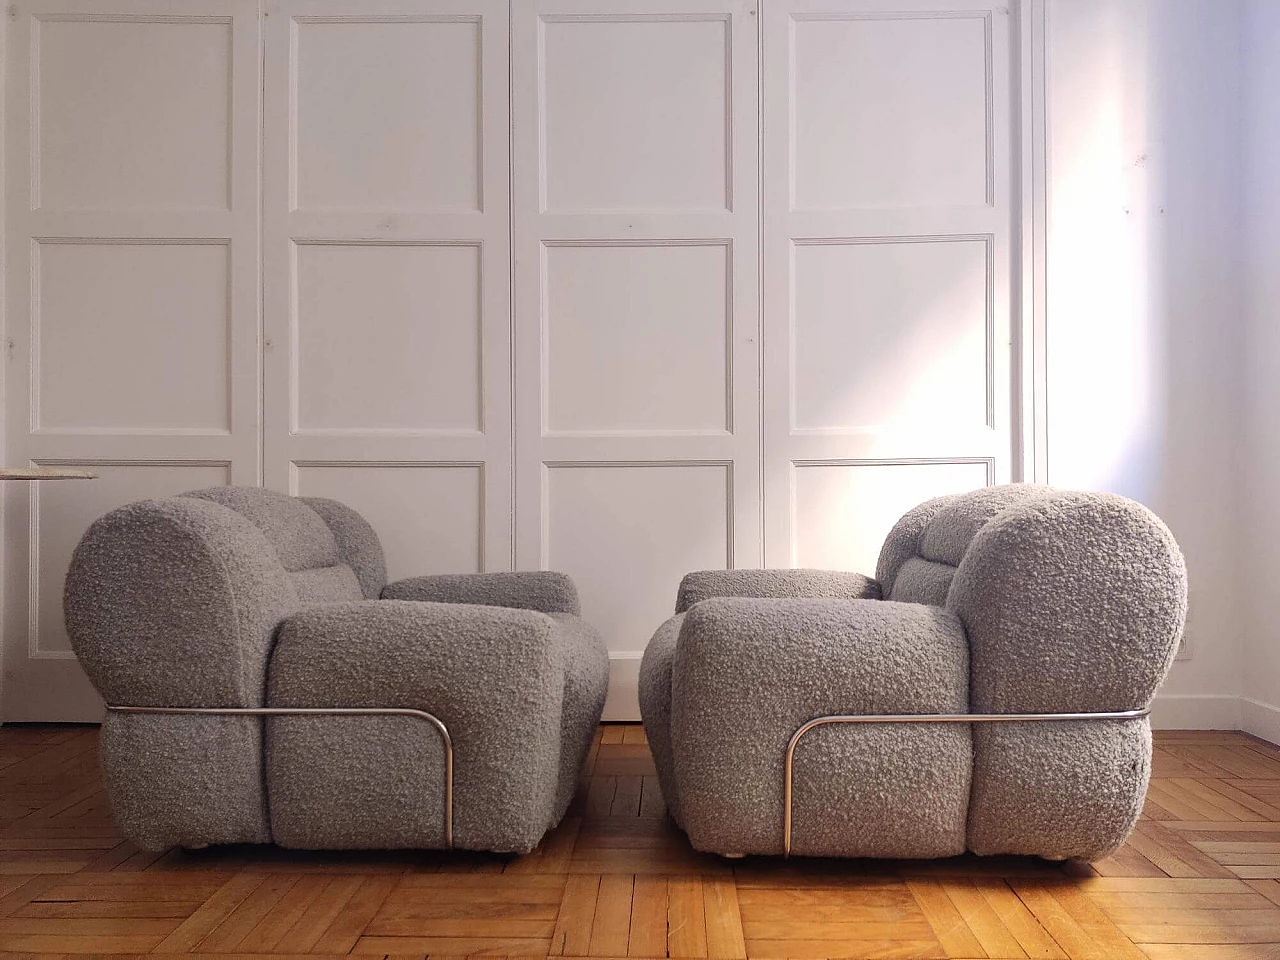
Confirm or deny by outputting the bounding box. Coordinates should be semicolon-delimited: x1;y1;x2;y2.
3;0;263;719
2;0;1016;720
512;0;766;718
261;0;513;586
762;0;1014;568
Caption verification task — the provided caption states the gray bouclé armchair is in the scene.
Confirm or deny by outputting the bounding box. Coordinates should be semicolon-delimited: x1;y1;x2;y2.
64;486;609;854
639;484;1187;862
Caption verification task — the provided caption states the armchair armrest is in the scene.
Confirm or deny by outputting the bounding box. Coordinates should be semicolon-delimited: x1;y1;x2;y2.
382;571;581;616
65;496;294;708
266;600;566;852
675;568;880;613
670;597;968;857
949;491;1186;713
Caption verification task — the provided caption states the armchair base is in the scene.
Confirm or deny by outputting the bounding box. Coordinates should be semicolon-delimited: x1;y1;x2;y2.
783;708;1149;856
106;705;454;848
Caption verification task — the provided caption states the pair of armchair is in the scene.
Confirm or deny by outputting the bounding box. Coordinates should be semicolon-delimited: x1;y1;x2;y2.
64;487;608;854
68;483;1185;863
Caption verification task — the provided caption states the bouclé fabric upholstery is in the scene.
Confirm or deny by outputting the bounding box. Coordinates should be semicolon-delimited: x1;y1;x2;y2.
675;569;880;612
383;570;582;615
64;486;608;853
670;597;971;858
640;484;1187;861
267;600;564;852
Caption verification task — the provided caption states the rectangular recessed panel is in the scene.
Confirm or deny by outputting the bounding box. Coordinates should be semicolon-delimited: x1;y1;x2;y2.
34;462;231;654
546;244;728;432
294;464;482;580
546;464;729;652
792;15;988;209
295;19;481;211
37;18;231;210
792;461;989;574
295;244;481;432
793;240;989;431
542;17;728;211
37;242;230;431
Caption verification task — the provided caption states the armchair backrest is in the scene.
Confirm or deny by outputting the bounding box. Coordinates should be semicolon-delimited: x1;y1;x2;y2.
876;484;1187;712
64;487;387;708
876;485;1052;606
181;488;387;604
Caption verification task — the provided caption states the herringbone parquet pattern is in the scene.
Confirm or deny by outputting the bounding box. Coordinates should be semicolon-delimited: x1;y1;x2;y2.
3;724;1280;958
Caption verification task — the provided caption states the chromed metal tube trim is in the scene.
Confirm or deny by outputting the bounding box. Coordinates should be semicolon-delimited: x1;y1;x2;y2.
782;708;1151;857
105;705;454;848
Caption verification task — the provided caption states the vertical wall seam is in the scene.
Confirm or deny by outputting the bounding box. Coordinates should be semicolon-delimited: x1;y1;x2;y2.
507;0;517;570
756;0;767;563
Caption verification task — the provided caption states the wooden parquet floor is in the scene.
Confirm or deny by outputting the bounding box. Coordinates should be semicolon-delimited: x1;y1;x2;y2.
3;725;1280;958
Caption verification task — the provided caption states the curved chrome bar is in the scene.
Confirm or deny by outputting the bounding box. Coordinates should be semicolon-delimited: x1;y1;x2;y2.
782;707;1152;857
106;704;454;849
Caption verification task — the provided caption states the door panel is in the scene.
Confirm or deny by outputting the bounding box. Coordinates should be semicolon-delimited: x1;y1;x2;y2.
512;0;762;718
2;0;262;720
762;0;1015;572
260;0;512;577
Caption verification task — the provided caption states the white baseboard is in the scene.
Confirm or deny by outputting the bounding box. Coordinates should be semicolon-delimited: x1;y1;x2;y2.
602;652;643;721
1149;693;1242;730
1242;697;1280;746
